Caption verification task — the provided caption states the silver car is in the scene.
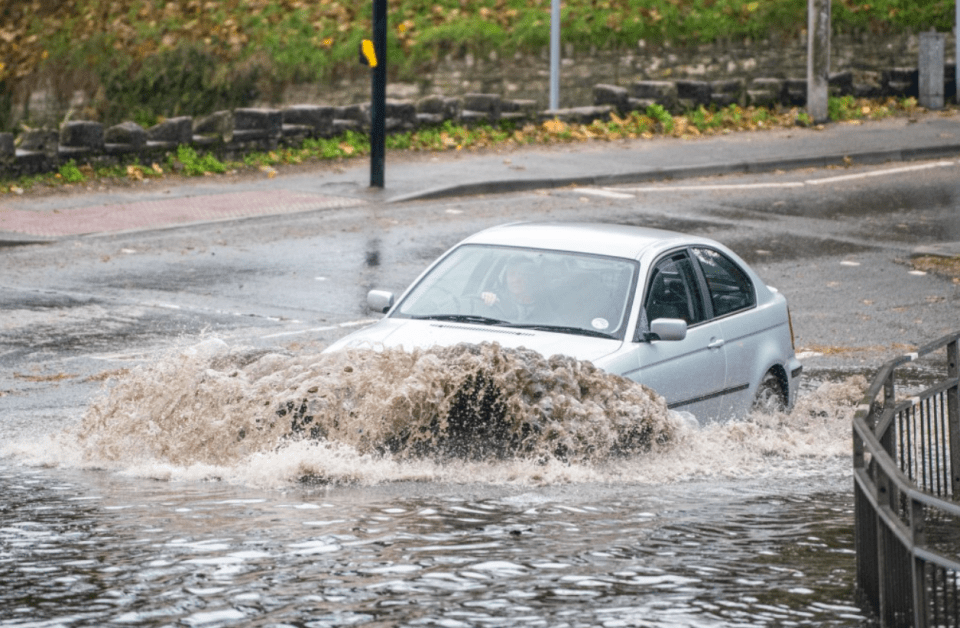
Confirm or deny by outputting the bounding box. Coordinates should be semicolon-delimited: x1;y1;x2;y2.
325;222;802;421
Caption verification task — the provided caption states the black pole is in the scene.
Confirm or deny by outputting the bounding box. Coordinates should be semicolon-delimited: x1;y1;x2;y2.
370;0;386;188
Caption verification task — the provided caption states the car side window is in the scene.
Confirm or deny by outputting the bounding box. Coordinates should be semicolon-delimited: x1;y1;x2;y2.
692;247;756;317
640;252;705;338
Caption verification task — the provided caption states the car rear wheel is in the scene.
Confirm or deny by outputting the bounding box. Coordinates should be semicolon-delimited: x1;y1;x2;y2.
752;370;787;414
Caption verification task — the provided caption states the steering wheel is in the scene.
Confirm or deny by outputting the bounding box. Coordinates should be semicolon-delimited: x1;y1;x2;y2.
465;294;510;319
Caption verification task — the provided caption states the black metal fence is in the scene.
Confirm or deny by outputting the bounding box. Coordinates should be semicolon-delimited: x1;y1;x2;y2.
854;331;960;627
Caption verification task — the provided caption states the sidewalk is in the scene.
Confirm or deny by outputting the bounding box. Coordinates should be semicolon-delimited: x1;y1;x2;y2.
2;112;959;244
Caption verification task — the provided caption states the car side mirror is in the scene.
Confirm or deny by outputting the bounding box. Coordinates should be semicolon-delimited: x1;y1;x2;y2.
367;290;395;314
647;318;687;342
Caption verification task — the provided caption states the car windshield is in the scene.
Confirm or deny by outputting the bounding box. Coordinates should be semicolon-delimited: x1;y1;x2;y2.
394;244;639;340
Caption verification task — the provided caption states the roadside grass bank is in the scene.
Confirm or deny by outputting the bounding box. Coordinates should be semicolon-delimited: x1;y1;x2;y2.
0;95;939;198
1;0;953;129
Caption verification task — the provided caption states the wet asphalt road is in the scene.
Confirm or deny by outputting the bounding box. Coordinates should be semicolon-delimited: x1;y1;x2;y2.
1;159;959;437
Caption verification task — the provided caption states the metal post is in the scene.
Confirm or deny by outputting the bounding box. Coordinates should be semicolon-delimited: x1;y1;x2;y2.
807;0;831;123
370;0;387;188
882;371;900;511
919;31;945;110
549;0;560;111
947;339;960;498
910;496;928;628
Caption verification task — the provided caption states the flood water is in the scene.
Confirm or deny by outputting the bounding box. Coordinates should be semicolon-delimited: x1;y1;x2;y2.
1;341;870;627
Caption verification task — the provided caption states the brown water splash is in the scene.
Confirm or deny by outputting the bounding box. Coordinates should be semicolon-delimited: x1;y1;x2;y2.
72;341;678;469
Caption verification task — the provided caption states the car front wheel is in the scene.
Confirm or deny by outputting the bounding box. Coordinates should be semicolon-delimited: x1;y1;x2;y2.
752;370;787;414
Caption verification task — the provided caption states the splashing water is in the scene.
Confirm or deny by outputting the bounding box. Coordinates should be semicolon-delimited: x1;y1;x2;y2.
64;341;674;472
9;339;866;488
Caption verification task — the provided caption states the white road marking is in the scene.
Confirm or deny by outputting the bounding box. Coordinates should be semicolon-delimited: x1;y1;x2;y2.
340;318;378;328
613;182;804;193
601;161;957;195
570;188;636;199
263;326;338;339
262;318;377;339
805;161;955;185
87;352;153;361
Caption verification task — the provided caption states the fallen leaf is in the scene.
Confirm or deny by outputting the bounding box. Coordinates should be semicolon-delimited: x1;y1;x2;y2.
13;372;78;382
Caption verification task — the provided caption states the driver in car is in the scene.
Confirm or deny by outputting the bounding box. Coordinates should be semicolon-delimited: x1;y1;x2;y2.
480;260;543;321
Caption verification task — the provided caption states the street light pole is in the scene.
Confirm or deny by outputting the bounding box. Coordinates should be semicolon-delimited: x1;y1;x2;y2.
549;0;560;111
370;0;387;188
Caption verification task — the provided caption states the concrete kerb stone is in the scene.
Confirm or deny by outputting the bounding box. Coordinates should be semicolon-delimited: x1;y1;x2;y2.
461;93;502;126
232;108;283;151
19;129;59;158
675;80;712;111
417;95;462;124
830;71;855;96
710;79;746;107
593;84;630;114
631;81;679;113
282;104;335;139
105;121;147;152
0;132;14;169
195;110;235;143
388;144;960;204
883;68;919;98
61;121;104;151
147;116;193;145
540;106;614;125
902;144;960;161
747;78;786;108
0;232;55;247
913;242;960;258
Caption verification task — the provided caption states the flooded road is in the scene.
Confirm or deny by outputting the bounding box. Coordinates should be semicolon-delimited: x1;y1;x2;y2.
1;338;868;627
2;455;862;627
4;161;960;626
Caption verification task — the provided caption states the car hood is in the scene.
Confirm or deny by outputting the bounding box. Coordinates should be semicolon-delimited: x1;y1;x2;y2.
324;318;625;363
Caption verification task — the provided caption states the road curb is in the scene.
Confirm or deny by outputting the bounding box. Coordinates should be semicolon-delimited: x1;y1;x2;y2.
913;243;960;258
0;232;55;247
389;144;960;203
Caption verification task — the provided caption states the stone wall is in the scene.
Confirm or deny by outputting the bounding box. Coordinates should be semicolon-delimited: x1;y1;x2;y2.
282;32;956;110
1;62;954;181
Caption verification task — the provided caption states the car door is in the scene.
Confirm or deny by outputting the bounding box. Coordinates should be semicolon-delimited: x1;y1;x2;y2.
690;247;760;417
625;250;728;422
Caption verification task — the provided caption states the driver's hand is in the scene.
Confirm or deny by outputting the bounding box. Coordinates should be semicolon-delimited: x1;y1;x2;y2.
481;291;499;306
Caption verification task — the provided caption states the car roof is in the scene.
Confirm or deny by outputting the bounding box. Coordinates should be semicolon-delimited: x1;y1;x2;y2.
460;222;708;261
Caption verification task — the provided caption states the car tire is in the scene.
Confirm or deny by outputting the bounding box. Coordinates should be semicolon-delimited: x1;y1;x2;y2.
752;370;787;414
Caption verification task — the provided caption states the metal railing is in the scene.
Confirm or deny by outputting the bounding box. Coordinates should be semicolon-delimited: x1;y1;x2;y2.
854;331;960;628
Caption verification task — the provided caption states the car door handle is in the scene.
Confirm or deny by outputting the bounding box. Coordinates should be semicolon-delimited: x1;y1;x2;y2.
707;338;725;349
